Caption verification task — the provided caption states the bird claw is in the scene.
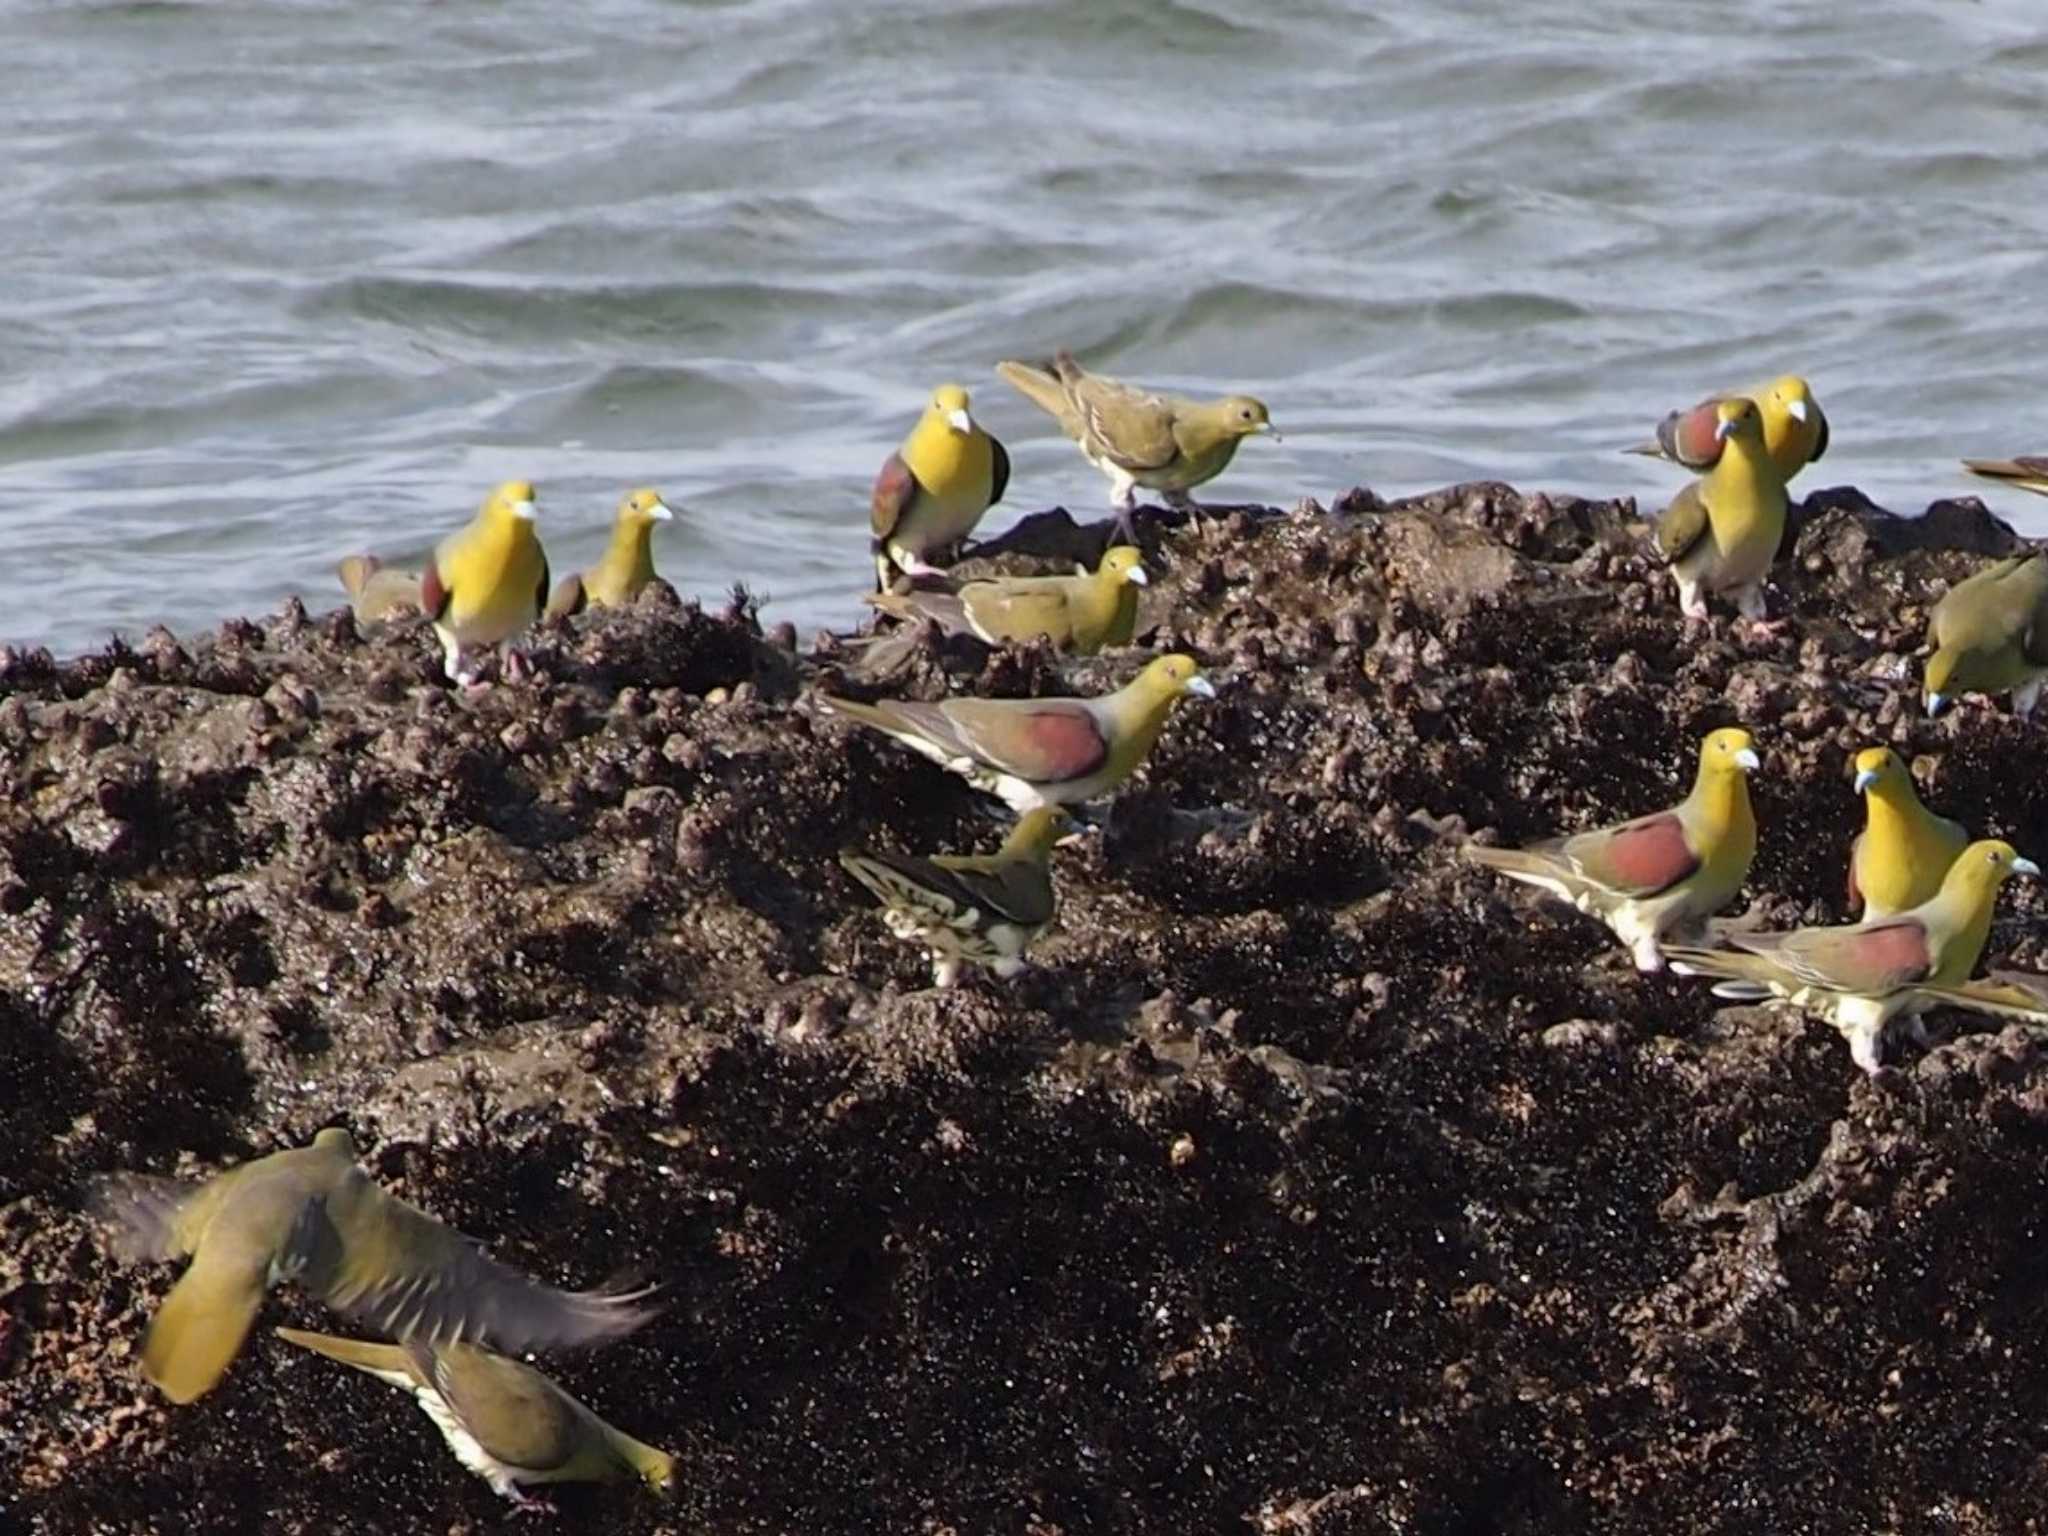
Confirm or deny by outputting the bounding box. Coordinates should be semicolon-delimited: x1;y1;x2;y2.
506;1488;559;1517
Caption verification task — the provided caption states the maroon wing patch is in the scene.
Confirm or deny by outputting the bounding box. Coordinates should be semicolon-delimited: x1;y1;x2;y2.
1838;921;1934;989
1655;399;1727;470
951;701;1109;783
420;558;450;621
1574;812;1698;897
872;453;920;541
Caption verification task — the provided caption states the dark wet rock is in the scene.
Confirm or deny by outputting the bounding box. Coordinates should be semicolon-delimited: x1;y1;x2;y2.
7;487;2048;1532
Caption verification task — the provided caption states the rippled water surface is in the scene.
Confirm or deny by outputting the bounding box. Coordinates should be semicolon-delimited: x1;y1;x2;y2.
8;0;2048;655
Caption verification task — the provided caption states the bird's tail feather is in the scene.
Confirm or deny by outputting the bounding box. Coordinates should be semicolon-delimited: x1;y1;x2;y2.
337;554;381;599
274;1326;414;1381
1460;843;1579;892
1664;946;1782;993
1909;980;2048;1023
817;694;900;735
995;359;1075;427
839;850;954;922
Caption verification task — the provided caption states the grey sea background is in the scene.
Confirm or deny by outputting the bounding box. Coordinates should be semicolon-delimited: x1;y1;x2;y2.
7;0;2048;659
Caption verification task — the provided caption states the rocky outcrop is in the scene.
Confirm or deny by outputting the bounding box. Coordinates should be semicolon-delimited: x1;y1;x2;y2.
4;485;2045;1533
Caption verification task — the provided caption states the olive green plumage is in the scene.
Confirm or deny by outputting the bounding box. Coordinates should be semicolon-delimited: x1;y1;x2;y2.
1627;374;1828;483
839;807;1070;987
1650;398;1789;624
546;488;675;619
819;653;1215;814
1462;727;1761;972
336;555;424;623
276;1328;675;1506
1668;840;2040;1074
995;351;1274;536
865;546;1147;654
1847;747;1967;920
1921;552;2048;718
86;1128;655;1404
420;480;551;685
871;385;1009;589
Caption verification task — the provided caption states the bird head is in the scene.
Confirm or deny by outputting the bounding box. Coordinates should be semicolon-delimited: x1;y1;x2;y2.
1140;653;1217;704
1699;727;1761;777
1223;396;1277;441
1767;375;1815;427
1010;805;1076;855
618;488;676;528
1852;746;1904;797
639;1450;679;1499
1923;646;1960;715
312;1126;357;1158
1099;546;1148;587
1713;398;1764;446
1941;839;2041;901
931;384;974;435
486;480;540;524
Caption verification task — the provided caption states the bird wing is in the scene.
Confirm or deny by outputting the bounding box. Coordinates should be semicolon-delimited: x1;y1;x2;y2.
1733;916;1933;994
545;573;588;621
1652;398;1729;470
1807;406;1830;464
143;1225;279;1402
86;1172;207;1262
1555;810;1698;898
1061;356;1180;472
337;555;381;601
865;588;971;637
1652;482;1710;567
988;435;1012;507
1963;456;2048;495
418;1341;584;1474
929;697;1110;783
420;556;451;622
1937;555;2047;654
871;453;921;541
854;846;1054;928
302;1168;658;1354
957;578;1079;646
933;850;1057;927
995;358;1084;436
2013;562;2048;667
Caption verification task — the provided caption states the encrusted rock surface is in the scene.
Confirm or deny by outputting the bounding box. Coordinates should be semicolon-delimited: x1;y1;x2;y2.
5;484;2048;1533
